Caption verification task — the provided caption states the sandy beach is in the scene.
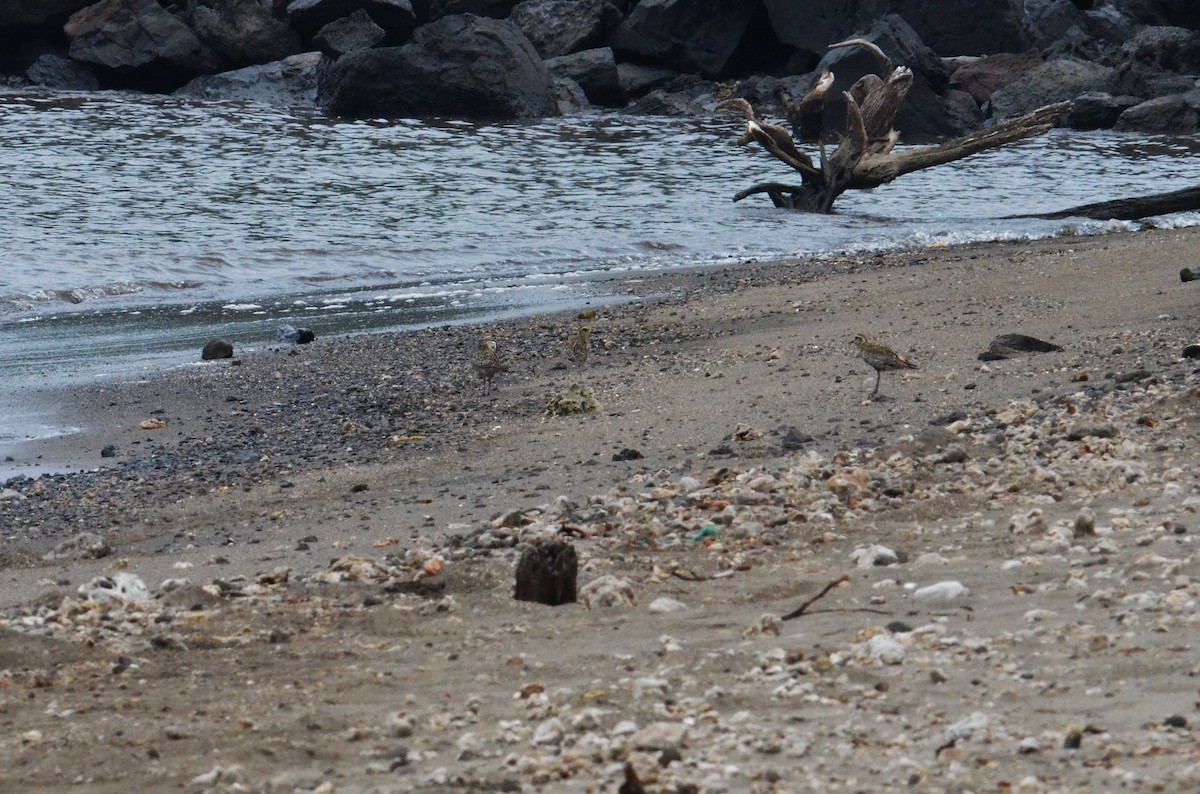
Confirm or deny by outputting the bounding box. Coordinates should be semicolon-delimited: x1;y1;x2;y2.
2;226;1200;792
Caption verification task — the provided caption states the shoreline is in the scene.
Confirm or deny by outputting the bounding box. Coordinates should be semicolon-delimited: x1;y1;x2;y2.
2;225;1200;790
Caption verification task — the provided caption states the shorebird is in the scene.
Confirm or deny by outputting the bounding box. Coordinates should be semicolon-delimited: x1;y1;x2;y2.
565;325;592;367
852;333;917;399
472;337;508;392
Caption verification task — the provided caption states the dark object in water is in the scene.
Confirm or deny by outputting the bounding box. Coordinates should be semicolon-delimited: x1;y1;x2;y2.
978;333;1062;361
1183;344;1200;360
278;324;317;344
1182;268;1197;283
201;338;234;360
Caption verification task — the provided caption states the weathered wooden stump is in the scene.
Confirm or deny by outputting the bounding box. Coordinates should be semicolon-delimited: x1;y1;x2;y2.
514;539;577;606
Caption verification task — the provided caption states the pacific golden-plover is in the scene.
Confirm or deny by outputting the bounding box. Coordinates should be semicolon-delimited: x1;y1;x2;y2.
566;325;592;366
472;337;508;392
852;333;917;398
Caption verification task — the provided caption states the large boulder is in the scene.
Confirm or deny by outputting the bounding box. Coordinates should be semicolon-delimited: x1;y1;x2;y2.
1123;26;1200;74
950;50;1042;107
319;14;557;119
1021;0;1084;51
509;0;617;59
285;0;415;41
176;50;330;106
990;58;1119;120
544;47;624;106
813;15;975;140
427;0;518;20
25;53;100;90
64;0;223;89
313;8;386;55
0;0;93;28
187;0;302;68
764;0;886;55
888;0;1029;56
1065;92;1142;130
1114;93;1200;132
609;0;758;77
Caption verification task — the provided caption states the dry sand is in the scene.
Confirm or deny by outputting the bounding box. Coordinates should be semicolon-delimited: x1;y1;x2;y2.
1;227;1200;792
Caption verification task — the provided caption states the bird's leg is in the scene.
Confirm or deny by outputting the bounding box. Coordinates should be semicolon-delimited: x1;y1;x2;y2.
869;370;881;398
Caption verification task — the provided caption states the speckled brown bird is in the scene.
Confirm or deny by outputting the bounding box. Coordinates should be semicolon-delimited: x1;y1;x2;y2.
565;325;592;367
852;333;917;398
472;337;508;392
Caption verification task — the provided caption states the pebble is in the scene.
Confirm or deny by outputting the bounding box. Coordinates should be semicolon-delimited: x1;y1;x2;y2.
912;580;971;603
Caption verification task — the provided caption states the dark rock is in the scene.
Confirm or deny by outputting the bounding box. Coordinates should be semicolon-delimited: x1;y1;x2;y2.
64;0;223;90
187;0;303;68
320;14;557;120
814;15;979;140
1124;25;1200;74
202;338;235;360
1066;423;1116;441
950;50;1042;106
1182;267;1198;282
888;0;1030;56
777;426;813;452
553;76;590;114
763;0;885;55
176;51;330;107
1181;344;1200;359
545;47;625;107
0;0;93;28
509;0;613;59
1165;714;1189;728
100;445;117;458
609;0;757;77
977;333;1063;361
1114;94;1200;133
1066;92;1142;130
427;0;518;20
25;54;100;91
990;58;1119;121
624;76;719;117
286;0;416;42
1022;0;1085;51
616;62;678;98
314;9;386;55
296;328;316;344
513;539;577;606
612;447;643;462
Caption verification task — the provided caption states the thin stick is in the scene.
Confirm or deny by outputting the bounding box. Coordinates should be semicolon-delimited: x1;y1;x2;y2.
781;573;850;620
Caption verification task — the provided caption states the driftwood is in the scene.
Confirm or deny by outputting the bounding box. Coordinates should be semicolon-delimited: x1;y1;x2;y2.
723;38;1071;214
1018;184;1200;221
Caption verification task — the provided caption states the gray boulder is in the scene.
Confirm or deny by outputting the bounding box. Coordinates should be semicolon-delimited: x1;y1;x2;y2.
616;62;678;98
285;0;415;41
1114;94;1200;132
427;0;518;20
1021;0;1084;51
813;15;974;140
763;0;886;54
319;14;557;119
545;47;624;107
187;0;303;68
176;51;330;107
510;0;617;58
64;0;222;88
609;0;757;77
888;0;1030;55
1065;92;1142;130
25;53;100;90
0;0;93;27
553;76;590;114
950;50;1042;107
1123;26;1200;74
991;59;1119;120
314;9;386;55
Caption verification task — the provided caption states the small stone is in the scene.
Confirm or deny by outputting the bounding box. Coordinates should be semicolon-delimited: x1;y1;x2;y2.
100;444;117;458
1165;715;1188;728
532;717;565;746
743;614;782;638
201;338;234;360
912;581;970;603
648;597;687;613
1074;508;1096;538
613;448;644;462
1063;729;1083;749
579;575;634;608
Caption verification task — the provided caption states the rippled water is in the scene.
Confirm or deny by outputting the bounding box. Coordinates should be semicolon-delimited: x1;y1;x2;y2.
2;89;1200;428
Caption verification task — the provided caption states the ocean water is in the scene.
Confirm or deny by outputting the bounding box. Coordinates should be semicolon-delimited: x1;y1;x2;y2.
3;88;1200;447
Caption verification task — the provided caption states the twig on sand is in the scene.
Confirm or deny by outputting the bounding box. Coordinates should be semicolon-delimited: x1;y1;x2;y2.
782;573;850;620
